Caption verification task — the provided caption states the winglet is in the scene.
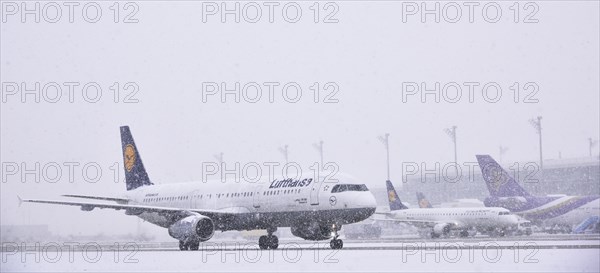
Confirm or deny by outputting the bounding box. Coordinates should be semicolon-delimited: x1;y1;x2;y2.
17;195;23;207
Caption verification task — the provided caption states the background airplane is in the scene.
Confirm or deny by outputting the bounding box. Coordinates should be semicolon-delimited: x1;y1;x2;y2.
415;190;532;235
476;154;600;232
378;180;521;238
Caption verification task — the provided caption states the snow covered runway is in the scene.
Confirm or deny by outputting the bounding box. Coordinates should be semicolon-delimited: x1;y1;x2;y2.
2;235;599;272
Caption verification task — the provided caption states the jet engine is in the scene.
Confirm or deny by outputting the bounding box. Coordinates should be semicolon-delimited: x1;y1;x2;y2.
432;223;451;237
168;214;214;242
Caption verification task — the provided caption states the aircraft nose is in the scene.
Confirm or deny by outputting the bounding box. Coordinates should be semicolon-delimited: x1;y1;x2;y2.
507;216;521;226
345;191;377;209
361;191;378;209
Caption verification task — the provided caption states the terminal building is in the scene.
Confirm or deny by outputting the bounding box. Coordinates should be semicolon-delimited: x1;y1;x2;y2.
371;156;600;207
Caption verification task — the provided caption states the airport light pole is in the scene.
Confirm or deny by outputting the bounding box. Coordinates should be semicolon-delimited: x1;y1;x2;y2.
278;145;289;164
529;116;543;181
213;152;224;165
444;126;458;199
312;140;324;169
213;152;224;181
378;133;391;181
589;138;598;157
444;126;458;166
499;146;509;163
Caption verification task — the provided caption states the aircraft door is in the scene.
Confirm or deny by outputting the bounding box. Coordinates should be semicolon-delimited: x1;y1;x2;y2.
253;184;261;209
190;190;201;209
310;177;322;205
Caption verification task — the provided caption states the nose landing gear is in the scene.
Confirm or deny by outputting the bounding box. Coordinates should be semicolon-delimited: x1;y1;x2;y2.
330;224;343;249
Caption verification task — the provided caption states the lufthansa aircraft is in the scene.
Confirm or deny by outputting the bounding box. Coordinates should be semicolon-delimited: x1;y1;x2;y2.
476;154;600;231
378;181;521;238
20;126;377;250
416;192;433;208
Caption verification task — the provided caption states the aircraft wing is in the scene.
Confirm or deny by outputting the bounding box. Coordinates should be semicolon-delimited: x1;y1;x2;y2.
62;194;130;203
375;216;464;229
19;197;238;224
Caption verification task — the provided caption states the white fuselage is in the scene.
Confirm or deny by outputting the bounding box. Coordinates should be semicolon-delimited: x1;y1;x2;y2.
122;176;378;231
517;196;600;227
388;207;521;230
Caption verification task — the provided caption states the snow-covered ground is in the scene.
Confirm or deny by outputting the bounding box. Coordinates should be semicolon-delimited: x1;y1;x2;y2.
2;238;599;272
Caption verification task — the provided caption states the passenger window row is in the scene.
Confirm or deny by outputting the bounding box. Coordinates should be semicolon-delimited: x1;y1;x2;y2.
142;188;303;203
408;212;487;216
143;191;254;203
263;189;301;196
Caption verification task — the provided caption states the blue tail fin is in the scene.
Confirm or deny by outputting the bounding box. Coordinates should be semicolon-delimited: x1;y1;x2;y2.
386;180;408;211
120;126;153;191
476;155;530;197
416;192;432;208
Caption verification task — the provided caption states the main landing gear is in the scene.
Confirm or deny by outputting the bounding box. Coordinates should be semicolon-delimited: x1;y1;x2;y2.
330;238;343;249
179;240;199;251
330;225;343;249
259;227;279;250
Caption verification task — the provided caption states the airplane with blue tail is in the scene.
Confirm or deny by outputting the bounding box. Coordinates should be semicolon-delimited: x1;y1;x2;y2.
19;126;378;250
476;155;600;231
378;180;522;238
416;192;433;208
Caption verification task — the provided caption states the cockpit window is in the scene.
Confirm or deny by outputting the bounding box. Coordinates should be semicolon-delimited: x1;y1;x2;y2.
331;184;369;193
335;184;347;192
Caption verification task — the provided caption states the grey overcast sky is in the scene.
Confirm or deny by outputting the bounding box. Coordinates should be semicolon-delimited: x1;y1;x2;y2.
1;1;598;236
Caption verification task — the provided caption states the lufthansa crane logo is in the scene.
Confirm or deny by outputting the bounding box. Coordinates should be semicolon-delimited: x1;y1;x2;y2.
329;196;337;206
124;144;136;172
388;190;397;202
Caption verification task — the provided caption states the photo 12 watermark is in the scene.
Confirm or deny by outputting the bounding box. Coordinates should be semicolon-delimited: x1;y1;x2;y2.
400;241;540;264
401;2;540;24
401;82;539;104
1;241;140;264
200;2;340;23
201;82;339;104
201;161;340;183
1;82;140;104
401;161;541;184
1;2;140;23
